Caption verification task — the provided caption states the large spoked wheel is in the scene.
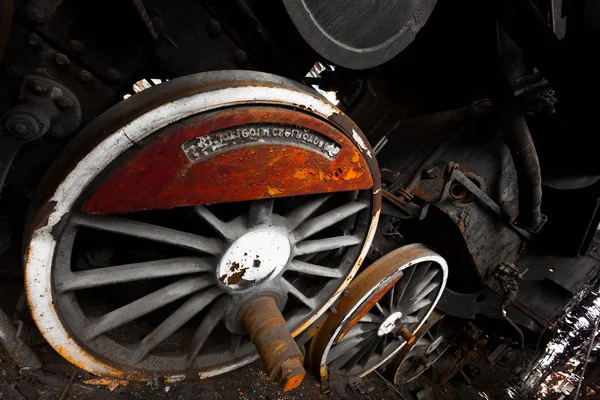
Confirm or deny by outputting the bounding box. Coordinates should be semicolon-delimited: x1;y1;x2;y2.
24;71;381;381
309;244;447;381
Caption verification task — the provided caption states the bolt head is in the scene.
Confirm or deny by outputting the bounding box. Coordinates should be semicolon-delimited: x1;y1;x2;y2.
151;16;164;32
4;113;39;139
55;96;72;110
234;49;248;65
208;19;221;36
106;68;122;82
28;79;47;93
54;53;70;67
27;33;42;47
68;40;86;55
78;70;93;83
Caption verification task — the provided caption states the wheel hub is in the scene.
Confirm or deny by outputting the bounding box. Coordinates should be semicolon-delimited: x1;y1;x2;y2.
218;228;291;289
378;312;403;336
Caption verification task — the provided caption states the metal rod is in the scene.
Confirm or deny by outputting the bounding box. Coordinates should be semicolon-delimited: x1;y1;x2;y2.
573;313;600;399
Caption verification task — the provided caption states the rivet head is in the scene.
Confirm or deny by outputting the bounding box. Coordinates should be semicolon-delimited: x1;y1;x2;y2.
54;53;70;67
27;34;42;47
55;96;72;110
28;79;47;93
78;70;93;83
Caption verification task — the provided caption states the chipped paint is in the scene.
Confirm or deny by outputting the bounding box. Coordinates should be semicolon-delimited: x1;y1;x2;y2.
352;129;372;158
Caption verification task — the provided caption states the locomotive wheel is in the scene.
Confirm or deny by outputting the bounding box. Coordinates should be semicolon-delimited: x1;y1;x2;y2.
24;71;381;382
309;244;447;380
391;314;453;385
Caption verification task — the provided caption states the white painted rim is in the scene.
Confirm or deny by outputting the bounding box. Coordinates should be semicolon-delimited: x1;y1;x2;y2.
319;252;448;379
24;79;379;379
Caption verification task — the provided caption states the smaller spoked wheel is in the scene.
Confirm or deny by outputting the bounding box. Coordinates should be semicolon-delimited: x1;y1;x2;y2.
392;316;454;385
309;244;448;381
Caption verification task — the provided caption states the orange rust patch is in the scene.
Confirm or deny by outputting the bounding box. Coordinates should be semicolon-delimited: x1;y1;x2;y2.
83;108;373;214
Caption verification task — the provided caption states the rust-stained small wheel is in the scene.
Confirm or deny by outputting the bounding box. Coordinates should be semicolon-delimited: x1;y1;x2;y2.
24;71;381;383
308;244;447;381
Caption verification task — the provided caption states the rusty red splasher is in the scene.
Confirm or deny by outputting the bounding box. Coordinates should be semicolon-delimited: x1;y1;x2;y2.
83;107;373;214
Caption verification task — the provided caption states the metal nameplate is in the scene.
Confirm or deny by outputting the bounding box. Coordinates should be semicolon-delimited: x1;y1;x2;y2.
181;124;342;163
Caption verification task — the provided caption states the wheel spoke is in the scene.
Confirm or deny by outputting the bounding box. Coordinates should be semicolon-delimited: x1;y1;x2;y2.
284;194;331;231
404;298;433;315
340;323;377;342
195;206;237;239
84;276;213;340
410;269;439;299
376;335;387;356
294;235;361;256
398;262;432;309
388;286;395;311
411;282;439;303
71;214;223;255
292;201;367;242
282;278;316;309
248;199;274;227
287;260;343;278
393;265;417;309
357;337;381;369
402;315;419;324
57;257;213;292
374;302;386;316
187;297;230;366
360;312;384;324
329;331;373;362
131;288;222;364
332;336;378;371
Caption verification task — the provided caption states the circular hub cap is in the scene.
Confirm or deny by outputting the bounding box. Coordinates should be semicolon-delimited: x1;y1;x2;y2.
23;71;381;380
378;312;403;336
218;228;291;289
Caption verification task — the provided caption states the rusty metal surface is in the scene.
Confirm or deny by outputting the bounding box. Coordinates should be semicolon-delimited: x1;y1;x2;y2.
239;296;305;391
84;107;373;214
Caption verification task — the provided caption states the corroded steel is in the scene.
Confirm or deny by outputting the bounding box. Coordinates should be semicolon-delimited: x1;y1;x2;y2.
239;296;306;391
84;108;373;214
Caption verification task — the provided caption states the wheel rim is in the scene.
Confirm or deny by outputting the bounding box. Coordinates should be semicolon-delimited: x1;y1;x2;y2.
25;71;381;380
309;244;448;380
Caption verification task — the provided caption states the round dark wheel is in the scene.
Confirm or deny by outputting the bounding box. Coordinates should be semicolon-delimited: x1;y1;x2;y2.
308;244;447;381
24;71;381;381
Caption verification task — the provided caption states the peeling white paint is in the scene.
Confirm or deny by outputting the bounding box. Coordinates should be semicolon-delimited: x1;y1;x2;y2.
352;129;372;158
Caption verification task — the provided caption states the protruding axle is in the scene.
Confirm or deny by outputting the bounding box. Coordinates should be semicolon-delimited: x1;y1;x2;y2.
239;296;306;391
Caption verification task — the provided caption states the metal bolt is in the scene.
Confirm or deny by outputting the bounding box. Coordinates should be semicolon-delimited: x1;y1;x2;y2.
49;126;66;138
398;326;416;344
4;114;39;139
106;68;122;82
78;70;93;83
28;79;47;94
13;123;27;134
208;19;221;36
22;3;45;24
234;49;248;65
54;53;70;67
5;65;22;77
27;33;42;48
151;16;164;32
55;96;72;110
68;39;86;55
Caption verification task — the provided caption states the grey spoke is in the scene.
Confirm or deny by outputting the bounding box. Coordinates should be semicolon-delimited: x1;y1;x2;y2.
287;260;343;278
357;337;381;369
412;282;439;303
340;323;377;342
376;335;387;355
360;312;383;324
292;201;368;242
398;262;432;309
388;286;395;311
374;302;385;316
411;269;440;299
393;265;416;308
71;214;222;255
187;297;230;366
284;194;331;231
230;334;242;357
84;276;213;340
248;199;274;227
332;336;378;371
329;332;373;362
57;257;213;293
404;298;433;315
282;278;316;309
195;206;236;239
294;235;361;256
131;288;222;364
